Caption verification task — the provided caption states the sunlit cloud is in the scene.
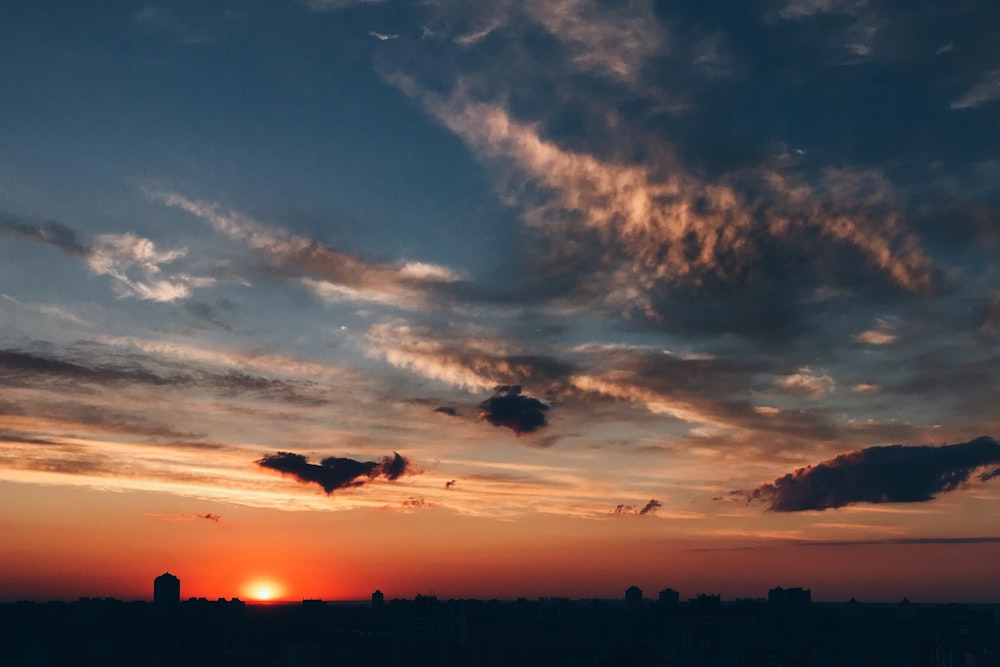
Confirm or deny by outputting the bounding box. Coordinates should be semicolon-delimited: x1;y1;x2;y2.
853;329;897;345
394;81;935;323
774;367;836;399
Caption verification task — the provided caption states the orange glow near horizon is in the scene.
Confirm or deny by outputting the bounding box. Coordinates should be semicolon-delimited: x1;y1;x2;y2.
243;579;286;602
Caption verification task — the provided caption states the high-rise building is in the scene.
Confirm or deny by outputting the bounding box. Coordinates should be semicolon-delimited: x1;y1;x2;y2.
372;589;384;609
154;572;180;606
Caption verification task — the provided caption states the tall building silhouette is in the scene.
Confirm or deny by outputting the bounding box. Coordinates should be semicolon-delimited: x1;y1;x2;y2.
154;572;180;606
372;589;384;609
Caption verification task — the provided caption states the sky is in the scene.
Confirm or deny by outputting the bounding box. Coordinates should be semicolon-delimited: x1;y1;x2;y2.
1;0;999;604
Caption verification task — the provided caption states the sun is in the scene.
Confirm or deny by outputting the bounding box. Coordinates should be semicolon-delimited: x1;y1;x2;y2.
243;579;285;602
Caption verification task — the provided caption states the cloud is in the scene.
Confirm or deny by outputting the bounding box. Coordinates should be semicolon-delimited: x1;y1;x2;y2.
434;406;458;417
1;214;212;302
87;232;213;302
154;192;459;309
612;499;662;515
523;0;664;82
368;30;398;41
0;215;89;255
257;451;411;494
454;20;504;47
853;329;897;345
394;82;935;333
777;0;870;21
951;71;1000;111
478;385;550;436
445;479;456;489
145;512;221;522
304;0;387;11
639;498;662;515
747;436;1000;511
774;367;836;399
366;323;572;391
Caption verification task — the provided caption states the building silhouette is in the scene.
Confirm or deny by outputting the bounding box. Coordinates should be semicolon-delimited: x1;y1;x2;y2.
625;585;643;609
658;588;680;607
372;589;384;609
153;572;180;606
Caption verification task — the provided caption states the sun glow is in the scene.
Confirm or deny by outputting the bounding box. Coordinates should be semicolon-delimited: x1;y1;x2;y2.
244;579;285;602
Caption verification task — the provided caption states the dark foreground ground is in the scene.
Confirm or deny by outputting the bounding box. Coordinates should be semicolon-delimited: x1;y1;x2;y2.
2;594;999;666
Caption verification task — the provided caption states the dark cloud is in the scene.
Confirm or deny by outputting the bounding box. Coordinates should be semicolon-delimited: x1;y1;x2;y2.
445;479;456;489
612;499;662;516
0;349;174;387
0;214;89;255
638;498;662;515
257;451;411;494
0;347;326;406
747;436;1000;511
434;406;458;416
478;385;550;435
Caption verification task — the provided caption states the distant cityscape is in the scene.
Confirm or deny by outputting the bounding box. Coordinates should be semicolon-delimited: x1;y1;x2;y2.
1;572;998;666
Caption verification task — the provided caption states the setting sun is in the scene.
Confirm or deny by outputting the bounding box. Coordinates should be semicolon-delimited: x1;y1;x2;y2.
244;580;285;602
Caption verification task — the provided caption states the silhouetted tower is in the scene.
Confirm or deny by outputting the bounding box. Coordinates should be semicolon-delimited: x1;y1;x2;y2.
154;572;180;606
625;585;642;610
372;589;384;609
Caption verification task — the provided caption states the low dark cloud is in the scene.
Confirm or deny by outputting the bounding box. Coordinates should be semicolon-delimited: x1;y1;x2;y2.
445;479;456;489
0;214;89;255
0;349;174;387
434;406;458;416
612;499;662;516
746;436;1000;511
257;451;411;494
0;347;326;406
478;385;550;435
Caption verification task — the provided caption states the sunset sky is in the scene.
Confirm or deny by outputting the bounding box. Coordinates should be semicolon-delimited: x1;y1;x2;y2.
2;0;999;604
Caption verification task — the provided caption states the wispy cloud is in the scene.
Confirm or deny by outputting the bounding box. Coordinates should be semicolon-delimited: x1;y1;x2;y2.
774;367;836;399
366;323;571;392
524;0;664;82
951;71;1000;110
1;214;213;302
304;0;387;12
454;20;503;46
393;82;935;330
153;192;460;309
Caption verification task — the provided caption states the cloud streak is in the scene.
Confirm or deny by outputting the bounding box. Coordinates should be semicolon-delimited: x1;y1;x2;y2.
154;192;460;309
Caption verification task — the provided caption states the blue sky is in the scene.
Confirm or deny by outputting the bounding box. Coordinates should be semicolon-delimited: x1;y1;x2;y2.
1;0;999;601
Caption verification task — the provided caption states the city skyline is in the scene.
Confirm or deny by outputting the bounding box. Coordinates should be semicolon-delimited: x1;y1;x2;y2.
1;1;999;605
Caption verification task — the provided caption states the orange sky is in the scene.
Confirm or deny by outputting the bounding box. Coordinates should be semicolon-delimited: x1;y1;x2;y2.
3;480;1000;603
